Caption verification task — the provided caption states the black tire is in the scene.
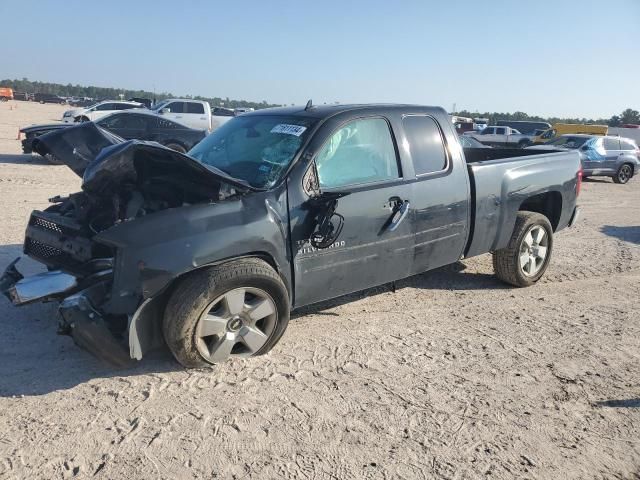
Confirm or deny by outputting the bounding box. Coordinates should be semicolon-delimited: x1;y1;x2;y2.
613;163;633;184
518;140;532;148
78;116;90;123
165;143;186;153
493;211;553;287
163;258;290;368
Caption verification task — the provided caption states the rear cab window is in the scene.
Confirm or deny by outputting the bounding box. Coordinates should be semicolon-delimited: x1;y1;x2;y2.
187;102;205;114
402;115;448;175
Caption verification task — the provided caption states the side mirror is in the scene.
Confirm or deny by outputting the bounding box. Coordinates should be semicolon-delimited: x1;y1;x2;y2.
580;145;590;151
160;108;170;114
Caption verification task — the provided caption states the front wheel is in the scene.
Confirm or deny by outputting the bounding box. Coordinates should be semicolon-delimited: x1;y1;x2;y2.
493;211;553;287
613;163;633;184
163;258;290;368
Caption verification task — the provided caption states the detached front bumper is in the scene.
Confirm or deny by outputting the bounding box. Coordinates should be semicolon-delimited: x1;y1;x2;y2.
1;258;132;367
1;258;77;305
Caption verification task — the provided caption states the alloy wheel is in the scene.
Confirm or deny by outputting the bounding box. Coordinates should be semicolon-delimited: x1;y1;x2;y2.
195;287;277;363
519;225;549;277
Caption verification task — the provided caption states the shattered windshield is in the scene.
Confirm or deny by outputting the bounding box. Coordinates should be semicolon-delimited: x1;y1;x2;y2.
188;115;317;189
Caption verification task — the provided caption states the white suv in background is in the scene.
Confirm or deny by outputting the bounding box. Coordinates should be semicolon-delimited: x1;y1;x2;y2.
62;100;143;123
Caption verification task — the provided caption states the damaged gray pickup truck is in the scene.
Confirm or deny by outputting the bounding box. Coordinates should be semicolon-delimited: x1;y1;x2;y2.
1;104;582;368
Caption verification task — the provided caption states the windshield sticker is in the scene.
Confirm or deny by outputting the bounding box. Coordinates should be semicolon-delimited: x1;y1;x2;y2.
270;124;307;136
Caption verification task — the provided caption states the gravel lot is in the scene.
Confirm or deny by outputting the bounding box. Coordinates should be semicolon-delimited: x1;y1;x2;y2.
0;101;638;479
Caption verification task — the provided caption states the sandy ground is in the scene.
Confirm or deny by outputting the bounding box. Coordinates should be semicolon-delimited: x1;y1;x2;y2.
0;101;638;479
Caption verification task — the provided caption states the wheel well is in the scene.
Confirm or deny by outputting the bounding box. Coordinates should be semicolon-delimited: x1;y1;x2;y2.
622;162;634;177
519;191;562;231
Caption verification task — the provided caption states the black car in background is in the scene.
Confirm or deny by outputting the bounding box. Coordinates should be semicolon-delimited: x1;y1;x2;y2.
33;93;67;104
21;111;207;158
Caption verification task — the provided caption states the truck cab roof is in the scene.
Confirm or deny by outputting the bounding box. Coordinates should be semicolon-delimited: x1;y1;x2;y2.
244;103;448;121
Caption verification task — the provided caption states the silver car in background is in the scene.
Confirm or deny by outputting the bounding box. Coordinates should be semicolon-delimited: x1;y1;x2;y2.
527;134;640;184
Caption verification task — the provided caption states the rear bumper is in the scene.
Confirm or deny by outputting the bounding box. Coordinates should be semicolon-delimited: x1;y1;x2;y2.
568;206;580;227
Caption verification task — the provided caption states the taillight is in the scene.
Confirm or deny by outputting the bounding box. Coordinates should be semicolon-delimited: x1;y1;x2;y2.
576;167;583;196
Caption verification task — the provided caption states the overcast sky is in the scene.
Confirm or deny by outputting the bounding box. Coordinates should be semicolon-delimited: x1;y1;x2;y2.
2;0;638;118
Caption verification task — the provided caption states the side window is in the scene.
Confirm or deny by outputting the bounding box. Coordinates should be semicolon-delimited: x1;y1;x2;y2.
166;102;185;113
316;118;399;189
495;127;506;135
482;128;494;135
402;115;447;175
187;102;205;114
115;103;136;111
154;117;179;129
620;139;637;151
96;103;113;111
99;114;147;129
603;138;621;150
213;107;235;117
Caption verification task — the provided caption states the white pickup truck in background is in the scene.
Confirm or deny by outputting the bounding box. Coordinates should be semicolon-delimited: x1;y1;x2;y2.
149;99;236;132
465;125;536;148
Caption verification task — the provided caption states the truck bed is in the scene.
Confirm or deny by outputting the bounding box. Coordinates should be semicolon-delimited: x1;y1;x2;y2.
462;147;580;259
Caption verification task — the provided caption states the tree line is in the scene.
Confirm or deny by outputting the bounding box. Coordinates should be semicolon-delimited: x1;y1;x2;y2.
0;77;280;110
454;108;640;127
3;78;638;124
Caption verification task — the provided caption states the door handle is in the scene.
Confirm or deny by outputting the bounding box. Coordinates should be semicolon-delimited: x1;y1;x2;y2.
388;200;410;232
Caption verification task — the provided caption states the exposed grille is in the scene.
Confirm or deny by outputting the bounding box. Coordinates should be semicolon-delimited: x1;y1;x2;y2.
24;211;89;271
31;216;63;234
25;238;62;259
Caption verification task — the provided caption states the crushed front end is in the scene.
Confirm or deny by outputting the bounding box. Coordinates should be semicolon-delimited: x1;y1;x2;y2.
1;200;132;366
1;123;249;366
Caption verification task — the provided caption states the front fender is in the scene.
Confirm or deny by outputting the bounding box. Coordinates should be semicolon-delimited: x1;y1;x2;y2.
94;189;291;315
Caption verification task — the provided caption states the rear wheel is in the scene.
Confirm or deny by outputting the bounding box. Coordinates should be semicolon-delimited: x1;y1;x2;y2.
163;258;290;368
613;163;633;184
493;211;553;287
518;139;532;148
165;143;186;153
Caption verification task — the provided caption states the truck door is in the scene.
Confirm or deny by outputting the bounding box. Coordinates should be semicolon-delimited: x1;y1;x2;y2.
478;127;497;146
163;101;186;126
185;102;208;131
401;115;470;274
494;127;508;146
287;117;414;307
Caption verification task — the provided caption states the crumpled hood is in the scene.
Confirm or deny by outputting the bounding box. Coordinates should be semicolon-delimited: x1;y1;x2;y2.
33;122;253;194
20;123;72;135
